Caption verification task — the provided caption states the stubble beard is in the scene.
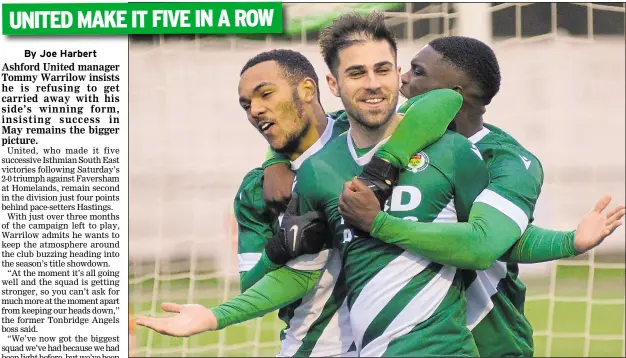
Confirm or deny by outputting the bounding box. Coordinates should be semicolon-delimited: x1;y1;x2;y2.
273;91;309;155
341;90;398;131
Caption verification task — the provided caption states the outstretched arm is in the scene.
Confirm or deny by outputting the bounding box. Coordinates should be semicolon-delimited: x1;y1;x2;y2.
240;251;282;292
502;196;624;263
136;266;320;337
214;266;320;329
500;225;576;264
369;199;520;270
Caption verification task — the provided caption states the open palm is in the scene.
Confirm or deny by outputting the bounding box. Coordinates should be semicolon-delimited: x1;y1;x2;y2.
135;303;217;337
573;195;625;254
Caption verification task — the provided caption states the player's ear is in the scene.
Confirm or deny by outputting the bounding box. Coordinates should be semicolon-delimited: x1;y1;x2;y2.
457;82;484;107
326;73;339;97
298;78;317;103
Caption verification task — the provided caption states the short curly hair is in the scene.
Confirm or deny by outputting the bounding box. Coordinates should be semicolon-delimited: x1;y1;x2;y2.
429;36;501;105
240;49;320;101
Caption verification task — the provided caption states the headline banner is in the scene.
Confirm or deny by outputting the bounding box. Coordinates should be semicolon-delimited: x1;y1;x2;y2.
2;2;283;35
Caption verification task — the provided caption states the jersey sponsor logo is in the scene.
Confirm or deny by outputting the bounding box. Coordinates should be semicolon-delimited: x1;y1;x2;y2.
406;152;429;173
389;186;422;212
519;154;531;169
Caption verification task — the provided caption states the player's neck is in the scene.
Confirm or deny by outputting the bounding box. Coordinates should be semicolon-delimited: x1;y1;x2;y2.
455;106;485;139
350;112;402;149
288;106;328;161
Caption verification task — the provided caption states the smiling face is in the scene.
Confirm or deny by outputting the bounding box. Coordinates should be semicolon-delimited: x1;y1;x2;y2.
238;60;310;154
327;38;400;130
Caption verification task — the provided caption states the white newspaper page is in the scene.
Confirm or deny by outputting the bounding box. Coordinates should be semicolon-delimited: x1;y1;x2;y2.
1;17;129;358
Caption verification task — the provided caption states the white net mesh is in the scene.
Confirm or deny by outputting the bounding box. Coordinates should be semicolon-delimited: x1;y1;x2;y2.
129;3;625;356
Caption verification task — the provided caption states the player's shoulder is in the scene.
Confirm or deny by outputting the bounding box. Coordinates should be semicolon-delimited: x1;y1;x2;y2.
235;167;266;212
237;167;264;194
433;130;475;149
327;109;350;133
480;126;544;213
479;123;543;177
487;146;544;190
308;131;349;166
426;130;482;160
296;133;348;194
478;124;532;155
327;109;345;120
241;166;264;183
419;131;485;183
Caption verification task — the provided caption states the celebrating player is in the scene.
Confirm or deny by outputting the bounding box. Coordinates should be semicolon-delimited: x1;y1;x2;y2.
233;49;353;357
136;14;625;358
136;44;464;357
336;35;626;357
291;13;488;356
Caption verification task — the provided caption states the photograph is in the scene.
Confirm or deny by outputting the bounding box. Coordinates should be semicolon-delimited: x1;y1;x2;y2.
127;3;625;357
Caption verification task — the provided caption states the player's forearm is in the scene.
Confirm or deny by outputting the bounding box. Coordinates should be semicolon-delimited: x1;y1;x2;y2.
212;266;320;329
370;203;521;270
500;225;577;263
377;89;462;168
239;251;282;292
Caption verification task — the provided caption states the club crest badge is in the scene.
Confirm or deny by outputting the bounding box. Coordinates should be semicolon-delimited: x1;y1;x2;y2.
407;152;429;173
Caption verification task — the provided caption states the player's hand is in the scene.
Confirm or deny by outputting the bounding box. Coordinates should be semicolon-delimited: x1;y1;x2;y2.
338;177;382;233
358;156;399;209
135;303;217;337
265;193;329;265
573;195;625;254
263;162;295;215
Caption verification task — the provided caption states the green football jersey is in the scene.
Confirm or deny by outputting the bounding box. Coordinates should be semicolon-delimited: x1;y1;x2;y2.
294;130;489;357
464;123;544;357
234;112;356;357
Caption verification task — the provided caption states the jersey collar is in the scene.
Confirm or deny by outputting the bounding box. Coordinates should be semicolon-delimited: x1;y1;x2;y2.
346;130;390;166
291;114;335;171
468;126;491;144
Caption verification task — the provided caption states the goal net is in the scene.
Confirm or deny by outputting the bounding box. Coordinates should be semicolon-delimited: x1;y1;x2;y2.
129;3;625;357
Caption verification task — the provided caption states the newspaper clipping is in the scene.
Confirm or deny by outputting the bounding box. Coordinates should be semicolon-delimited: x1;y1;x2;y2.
1;1;625;358
2;20;128;358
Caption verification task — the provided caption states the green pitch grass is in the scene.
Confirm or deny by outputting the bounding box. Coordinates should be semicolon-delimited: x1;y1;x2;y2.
131;259;624;357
